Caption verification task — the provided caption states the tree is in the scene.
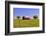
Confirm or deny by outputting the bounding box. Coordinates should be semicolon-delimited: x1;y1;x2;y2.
33;16;38;19
17;16;20;19
16;16;20;26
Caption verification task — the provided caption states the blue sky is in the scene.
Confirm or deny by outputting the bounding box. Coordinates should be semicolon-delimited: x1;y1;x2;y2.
13;8;39;17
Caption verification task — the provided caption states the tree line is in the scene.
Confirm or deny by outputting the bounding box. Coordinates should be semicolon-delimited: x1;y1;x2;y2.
16;16;38;20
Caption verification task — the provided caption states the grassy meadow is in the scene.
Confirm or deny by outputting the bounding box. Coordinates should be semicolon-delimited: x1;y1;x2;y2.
13;19;39;28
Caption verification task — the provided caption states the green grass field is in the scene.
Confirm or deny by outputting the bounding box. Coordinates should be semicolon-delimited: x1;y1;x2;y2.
13;19;39;28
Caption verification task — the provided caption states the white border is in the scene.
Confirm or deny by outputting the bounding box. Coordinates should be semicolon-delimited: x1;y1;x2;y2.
10;4;42;32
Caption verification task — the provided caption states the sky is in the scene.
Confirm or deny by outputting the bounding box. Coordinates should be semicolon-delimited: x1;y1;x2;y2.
13;8;39;17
